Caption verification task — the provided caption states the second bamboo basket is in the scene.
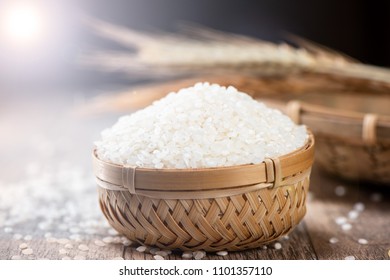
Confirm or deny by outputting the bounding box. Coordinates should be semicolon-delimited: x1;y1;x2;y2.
263;94;390;185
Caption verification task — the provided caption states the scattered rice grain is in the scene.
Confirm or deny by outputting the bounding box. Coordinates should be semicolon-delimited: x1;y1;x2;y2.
358;238;368;245
19;243;28;250
341;223;352;231
136;246;147;253
22;248;33;255
329;237;339;244
154;255;165;260
64;244;73;249
344;256;355;260
78;244;89;251
354;202;365;212
112;237;122;244
113;257;124;260
102;236;114;244
11;255;22;260
194;251;206;260
61;257;71;260
182;252;193;259
216;251;228;256
94;240;106;247
122;239;132;246
335;216;347;225
73;255;86;260
274;242;282;250
348;210;359;220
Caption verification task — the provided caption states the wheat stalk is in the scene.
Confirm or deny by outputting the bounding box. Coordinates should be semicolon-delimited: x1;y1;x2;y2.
82;18;345;76
83;17;390;83
77;17;390;114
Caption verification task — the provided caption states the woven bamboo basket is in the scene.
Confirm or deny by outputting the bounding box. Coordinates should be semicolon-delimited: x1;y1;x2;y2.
92;132;314;252
260;91;390;185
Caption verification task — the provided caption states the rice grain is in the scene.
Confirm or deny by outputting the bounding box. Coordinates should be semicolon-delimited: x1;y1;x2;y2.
96;83;307;169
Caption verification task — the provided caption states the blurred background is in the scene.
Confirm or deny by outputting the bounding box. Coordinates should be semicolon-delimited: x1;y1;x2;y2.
0;0;389;95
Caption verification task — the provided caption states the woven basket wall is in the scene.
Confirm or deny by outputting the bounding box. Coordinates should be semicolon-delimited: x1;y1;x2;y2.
98;179;309;251
266;98;390;185
93;133;315;252
314;136;390;184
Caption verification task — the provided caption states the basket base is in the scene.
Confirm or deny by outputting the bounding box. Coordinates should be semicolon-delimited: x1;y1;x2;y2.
98;176;310;252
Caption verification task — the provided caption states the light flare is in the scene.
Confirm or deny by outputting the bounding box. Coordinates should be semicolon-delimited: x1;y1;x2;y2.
1;2;48;45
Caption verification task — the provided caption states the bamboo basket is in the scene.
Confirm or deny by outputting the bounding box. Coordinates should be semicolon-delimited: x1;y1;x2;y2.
92;132;315;251
260;91;390;185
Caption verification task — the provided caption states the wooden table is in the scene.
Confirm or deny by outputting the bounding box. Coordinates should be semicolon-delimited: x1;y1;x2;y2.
0;91;389;260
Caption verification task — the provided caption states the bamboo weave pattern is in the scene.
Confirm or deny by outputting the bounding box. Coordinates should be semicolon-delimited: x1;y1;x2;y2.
98;175;310;251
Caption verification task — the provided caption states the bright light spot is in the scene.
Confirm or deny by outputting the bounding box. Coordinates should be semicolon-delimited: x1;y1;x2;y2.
1;2;48;45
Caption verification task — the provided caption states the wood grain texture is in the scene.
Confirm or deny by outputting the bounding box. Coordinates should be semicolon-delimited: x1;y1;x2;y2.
305;167;390;260
0;237;125;260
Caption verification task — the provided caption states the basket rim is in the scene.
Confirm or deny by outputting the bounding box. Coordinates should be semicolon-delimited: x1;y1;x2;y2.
92;132;315;198
263;99;390;145
263;99;390;124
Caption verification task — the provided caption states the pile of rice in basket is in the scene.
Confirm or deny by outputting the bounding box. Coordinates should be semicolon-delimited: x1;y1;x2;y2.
95;82;307;169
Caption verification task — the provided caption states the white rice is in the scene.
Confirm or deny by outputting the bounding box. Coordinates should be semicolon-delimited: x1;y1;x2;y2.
95;82;307;168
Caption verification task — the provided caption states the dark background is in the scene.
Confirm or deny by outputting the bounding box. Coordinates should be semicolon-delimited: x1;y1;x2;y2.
82;0;390;65
0;0;389;91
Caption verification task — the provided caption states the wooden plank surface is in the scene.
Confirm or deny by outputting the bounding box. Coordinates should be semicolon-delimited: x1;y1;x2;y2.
305;168;390;260
0;92;389;260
